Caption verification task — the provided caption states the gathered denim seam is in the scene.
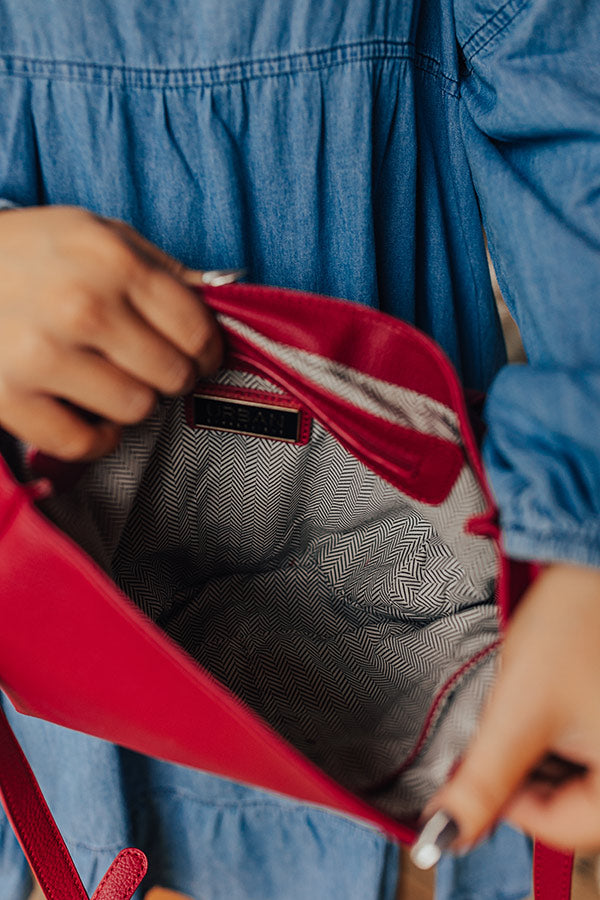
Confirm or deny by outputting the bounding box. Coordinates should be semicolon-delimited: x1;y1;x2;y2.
57;789;384;853
0;39;459;96
461;0;530;62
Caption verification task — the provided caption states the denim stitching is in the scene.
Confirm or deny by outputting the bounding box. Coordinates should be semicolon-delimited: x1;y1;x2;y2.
0;57;459;98
462;0;530;61
0;39;458;94
0;40;412;86
414;53;460;97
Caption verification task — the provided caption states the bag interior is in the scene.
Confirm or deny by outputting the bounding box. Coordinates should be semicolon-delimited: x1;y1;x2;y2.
18;362;500;821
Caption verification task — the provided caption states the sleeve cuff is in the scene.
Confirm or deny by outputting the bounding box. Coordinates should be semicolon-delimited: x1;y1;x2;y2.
483;365;600;571
501;522;600;569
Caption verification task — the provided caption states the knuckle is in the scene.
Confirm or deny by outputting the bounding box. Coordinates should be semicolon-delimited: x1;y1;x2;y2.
202;333;224;375
59;426;98;461
162;256;186;280
103;232;139;276
60;290;108;338
16;329;59;374
186;325;222;372
63;206;97;231
60;208;103;248
81;216;138;275
186;326;212;359
120;386;156;423
447;775;503;840
163;357;195;394
0;376;14;412
468;773;505;816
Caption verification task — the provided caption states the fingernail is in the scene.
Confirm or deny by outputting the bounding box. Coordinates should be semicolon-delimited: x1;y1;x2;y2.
410;811;460;870
200;268;246;287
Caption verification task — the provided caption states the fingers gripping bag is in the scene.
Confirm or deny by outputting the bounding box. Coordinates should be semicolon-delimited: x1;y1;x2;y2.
0;283;572;898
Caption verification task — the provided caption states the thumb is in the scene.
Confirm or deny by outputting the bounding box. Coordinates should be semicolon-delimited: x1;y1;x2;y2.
102;216;245;287
413;663;552;864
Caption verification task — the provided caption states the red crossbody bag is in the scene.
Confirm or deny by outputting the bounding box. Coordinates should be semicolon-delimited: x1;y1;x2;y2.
0;283;573;899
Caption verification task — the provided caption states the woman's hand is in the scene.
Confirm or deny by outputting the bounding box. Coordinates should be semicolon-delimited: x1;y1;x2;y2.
425;562;600;852
0;206;223;460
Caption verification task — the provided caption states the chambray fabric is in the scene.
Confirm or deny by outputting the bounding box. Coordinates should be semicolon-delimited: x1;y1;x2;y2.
436;825;533;900
0;698;399;900
0;0;597;898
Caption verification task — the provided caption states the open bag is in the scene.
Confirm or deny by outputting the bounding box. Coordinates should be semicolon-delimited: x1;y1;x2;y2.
0;283;573;898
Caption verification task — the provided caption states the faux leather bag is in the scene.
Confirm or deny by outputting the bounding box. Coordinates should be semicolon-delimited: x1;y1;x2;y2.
0;283;573;898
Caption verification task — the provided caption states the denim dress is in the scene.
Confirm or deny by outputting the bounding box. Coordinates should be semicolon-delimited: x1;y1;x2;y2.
0;1;598;898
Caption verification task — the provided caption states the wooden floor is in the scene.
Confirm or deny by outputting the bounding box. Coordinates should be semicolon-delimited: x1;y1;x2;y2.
392;851;600;900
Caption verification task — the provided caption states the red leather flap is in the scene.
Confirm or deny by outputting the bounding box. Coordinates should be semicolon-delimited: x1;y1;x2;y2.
0;456;415;844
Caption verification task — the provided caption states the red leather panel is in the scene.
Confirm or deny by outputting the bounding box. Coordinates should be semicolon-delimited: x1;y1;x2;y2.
204;284;458;407
0;457;416;844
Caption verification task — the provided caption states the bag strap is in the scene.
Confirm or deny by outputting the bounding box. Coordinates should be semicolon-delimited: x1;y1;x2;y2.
0;704;147;899
533;841;574;900
0;697;576;900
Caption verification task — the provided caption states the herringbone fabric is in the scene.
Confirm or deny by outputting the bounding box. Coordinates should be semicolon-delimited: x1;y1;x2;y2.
26;361;499;819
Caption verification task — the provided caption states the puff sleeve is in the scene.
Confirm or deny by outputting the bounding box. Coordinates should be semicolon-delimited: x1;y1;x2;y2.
455;0;600;565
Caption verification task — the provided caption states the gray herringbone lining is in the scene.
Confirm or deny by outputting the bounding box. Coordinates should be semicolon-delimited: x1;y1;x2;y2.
31;364;499;820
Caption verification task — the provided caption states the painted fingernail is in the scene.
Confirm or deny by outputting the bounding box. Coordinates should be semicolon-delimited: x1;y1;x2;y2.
200;268;247;287
410;811;460;870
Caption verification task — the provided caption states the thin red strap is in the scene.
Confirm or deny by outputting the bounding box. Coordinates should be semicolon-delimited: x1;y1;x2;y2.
0;704;147;899
533;840;574;900
0;702;577;900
